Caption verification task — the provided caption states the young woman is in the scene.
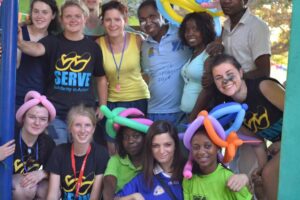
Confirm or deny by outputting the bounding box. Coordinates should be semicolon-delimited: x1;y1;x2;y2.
116;120;184;200
16;0;60;110
82;0;140;40
183;127;252;200
82;0;105;39
13;90;56;200
103;116;150;200
97;1;149;113
97;1;149;154
178;12;216;115
204;54;284;200
17;0;107;145
46;104;109;200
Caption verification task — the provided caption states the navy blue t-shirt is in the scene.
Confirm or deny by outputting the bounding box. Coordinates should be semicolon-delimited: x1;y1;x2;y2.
16;25;49;109
40;34;105;120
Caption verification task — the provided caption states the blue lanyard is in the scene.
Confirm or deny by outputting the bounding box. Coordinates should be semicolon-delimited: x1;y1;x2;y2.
108;33;127;84
19;133;39;173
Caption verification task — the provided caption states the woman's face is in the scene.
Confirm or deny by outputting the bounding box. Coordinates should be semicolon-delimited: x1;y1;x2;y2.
70;114;95;144
212;62;243;97
191;133;218;174
151;133;175;167
83;0;101;11
61;5;86;34
23;105;49;136
102;9;126;38
31;1;55;30
184;19;203;48
122;128;144;157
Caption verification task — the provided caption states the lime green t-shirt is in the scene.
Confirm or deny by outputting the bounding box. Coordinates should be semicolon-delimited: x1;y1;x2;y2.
183;164;252;200
104;155;141;192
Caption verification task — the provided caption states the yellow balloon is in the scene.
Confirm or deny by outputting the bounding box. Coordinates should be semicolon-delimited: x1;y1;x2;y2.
160;0;223;25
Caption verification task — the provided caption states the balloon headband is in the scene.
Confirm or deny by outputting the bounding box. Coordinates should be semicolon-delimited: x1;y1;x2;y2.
183;102;262;179
16;91;56;123
100;105;153;139
156;0;222;36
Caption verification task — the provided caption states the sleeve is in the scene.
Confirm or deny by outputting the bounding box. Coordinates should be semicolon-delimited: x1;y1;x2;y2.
234;187;253;200
104;156;120;177
224;168;252;200
182;178;191;200
45;145;64;175
95;144;110;175
249;19;271;60
93;42;105;77
116;174;141;197
39;34;57;58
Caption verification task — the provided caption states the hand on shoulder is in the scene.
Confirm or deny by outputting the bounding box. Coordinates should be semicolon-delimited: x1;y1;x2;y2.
227;173;249;192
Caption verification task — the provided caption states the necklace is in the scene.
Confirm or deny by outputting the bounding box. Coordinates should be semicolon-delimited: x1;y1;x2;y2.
19;133;38;173
108;33;127;92
71;144;91;198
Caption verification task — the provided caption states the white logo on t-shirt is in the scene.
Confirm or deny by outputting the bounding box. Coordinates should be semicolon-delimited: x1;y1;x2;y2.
153;185;165;196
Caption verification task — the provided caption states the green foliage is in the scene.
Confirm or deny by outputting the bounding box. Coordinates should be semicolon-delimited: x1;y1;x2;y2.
250;0;292;65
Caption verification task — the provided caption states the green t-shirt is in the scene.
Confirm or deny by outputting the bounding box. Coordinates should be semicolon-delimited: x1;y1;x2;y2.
104;155;141;192
183;164;252;200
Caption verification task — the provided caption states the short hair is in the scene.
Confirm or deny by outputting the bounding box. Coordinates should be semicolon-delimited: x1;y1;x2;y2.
116;126;145;158
60;0;89;17
137;0;157;18
67;104;97;129
101;1;128;19
179;12;216;47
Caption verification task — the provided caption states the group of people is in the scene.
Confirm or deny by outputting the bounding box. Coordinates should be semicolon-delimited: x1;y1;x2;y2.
0;0;285;199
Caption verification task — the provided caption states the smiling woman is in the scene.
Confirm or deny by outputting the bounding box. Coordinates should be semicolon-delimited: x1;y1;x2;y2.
12;91;56;200
16;0;60;110
116;120;184;200
97;1;149;155
46;104;109;199
17;0;108;145
202;54;284;200
178;12;216;115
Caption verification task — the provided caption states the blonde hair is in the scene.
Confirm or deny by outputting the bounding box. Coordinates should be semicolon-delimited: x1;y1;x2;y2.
60;0;89;17
67;104;97;129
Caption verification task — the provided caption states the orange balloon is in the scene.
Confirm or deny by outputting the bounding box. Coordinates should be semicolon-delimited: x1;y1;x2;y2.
223;132;243;163
202;111;227;147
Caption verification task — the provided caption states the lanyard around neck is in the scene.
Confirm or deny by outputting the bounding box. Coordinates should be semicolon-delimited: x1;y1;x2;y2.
19;133;39;173
71;144;92;198
108;33;127;87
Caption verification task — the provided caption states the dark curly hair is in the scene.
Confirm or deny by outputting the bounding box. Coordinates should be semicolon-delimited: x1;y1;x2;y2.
179;12;216;47
116;126;145;158
137;0;157;18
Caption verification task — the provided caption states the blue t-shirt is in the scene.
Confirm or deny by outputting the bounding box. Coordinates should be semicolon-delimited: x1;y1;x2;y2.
117;172;183;200
180;51;208;113
141;24;191;114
